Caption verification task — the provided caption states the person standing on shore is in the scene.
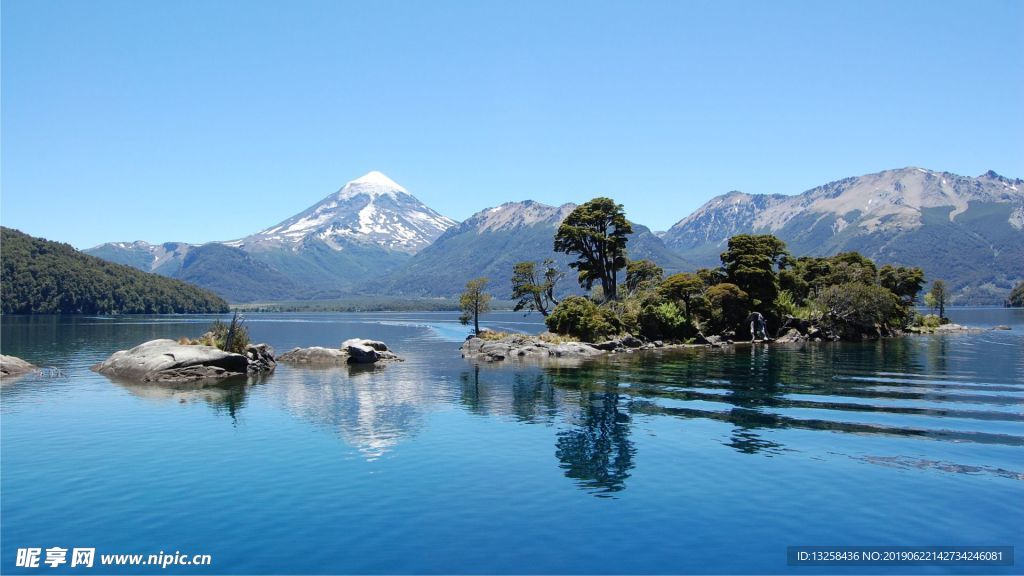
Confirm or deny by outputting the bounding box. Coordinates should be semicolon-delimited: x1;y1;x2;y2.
747;311;768;342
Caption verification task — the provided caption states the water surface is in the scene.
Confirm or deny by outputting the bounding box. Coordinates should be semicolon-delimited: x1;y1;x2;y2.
2;310;1022;574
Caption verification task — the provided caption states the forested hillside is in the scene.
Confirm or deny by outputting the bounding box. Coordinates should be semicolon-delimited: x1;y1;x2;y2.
1;227;229;314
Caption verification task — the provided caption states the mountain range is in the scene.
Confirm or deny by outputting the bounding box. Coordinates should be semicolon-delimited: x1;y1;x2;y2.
663;168;1023;304
86;167;1023;305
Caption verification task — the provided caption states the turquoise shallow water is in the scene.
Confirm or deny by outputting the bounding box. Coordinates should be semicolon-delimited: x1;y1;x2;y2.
2;310;1022;574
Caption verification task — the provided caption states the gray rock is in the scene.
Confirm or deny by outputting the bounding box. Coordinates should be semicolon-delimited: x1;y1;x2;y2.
594;340;621;351
1;355;36;378
461;335;600;361
551;343;602;357
93;339;249;383
278;346;349;364
345;342;380;364
361;339;392;351
992;325;1011;331
246;344;276;373
775;328;807;343
620;335;643;348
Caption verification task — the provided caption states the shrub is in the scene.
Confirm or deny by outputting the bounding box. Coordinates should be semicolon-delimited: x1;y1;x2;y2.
546;296;618;342
814;283;900;338
776;289;798;317
704;283;749;334
188;313;250;353
638;301;690;341
913;313;943;329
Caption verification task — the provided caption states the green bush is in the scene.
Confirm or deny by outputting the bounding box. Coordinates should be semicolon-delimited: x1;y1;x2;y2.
638;301;690;341
194;313;250;353
913;313;943;329
814;283;900;338
545;296;618;342
776;289;798;317
704;283;749;334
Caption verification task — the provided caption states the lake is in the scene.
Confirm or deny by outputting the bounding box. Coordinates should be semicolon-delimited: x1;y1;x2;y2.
2;309;1022;574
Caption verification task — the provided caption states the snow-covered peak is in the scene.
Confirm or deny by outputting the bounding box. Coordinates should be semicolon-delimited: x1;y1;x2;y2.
235;171;456;254
465;200;577;233
337;171;408;199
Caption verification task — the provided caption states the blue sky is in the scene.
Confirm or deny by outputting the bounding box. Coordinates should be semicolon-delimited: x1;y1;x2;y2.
2;0;1022;248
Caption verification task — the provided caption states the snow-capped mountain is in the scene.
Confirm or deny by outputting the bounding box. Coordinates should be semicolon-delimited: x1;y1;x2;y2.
231;171;455;253
86;171;458;302
663;167;1024;304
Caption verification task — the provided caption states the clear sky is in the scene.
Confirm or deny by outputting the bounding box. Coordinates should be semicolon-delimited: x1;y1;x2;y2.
2;0;1022;249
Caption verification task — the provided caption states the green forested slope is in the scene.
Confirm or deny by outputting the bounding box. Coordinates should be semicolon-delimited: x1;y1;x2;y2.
1;227;229;314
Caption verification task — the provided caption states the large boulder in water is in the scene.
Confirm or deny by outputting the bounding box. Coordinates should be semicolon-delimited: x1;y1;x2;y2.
279;339;401;365
461;335;602;362
341;338;400;363
246;343;276;373
1;355;37;379
93;339;251;383
278;346;349;364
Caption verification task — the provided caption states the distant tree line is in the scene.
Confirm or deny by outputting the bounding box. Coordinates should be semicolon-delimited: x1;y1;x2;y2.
1;227;229;314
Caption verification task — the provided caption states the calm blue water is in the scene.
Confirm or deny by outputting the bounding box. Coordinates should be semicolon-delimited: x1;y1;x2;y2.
2;309;1022;574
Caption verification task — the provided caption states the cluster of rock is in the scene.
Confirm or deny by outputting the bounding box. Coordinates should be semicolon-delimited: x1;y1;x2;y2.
906;323;1011;334
278;338;401;365
461;334;603;362
92;339;276;383
461;331;688;362
1;354;37;379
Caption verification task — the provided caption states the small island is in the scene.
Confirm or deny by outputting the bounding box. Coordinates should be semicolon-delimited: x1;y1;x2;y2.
455;198;956;355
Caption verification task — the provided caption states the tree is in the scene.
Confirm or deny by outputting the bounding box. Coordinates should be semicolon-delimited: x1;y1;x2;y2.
720;234;789;311
879;265;925;305
929;280;948;318
554;197;633;301
511;260;562;316
459;277;492;335
1009;281;1024;307
659;272;705;317
824;251;879;285
545;296;619;342
816;283;900;339
623;259;663;294
704;283;749;334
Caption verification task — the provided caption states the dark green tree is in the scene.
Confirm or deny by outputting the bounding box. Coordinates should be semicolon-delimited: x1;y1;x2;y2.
879;265;925;305
459;277;492;335
823;252;878;286
816;283;900;339
623;259;663;294
929;280;948;319
545;296;619;342
554;197;633;301
659;272;705;318
720;234;789;311
704;283;749;334
510;259;562;316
